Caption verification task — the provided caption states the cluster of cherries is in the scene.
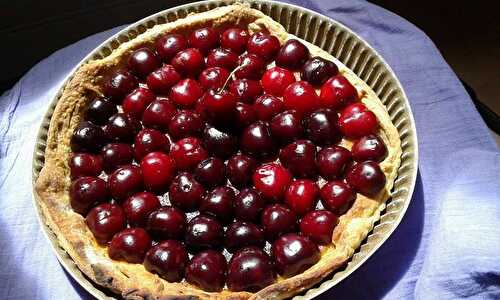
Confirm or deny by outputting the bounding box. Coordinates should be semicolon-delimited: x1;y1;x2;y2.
69;26;387;293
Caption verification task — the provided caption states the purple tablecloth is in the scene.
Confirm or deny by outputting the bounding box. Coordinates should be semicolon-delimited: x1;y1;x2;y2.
1;0;499;299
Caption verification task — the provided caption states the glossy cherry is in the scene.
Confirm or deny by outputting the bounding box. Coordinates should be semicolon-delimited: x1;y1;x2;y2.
282;81;321;117
71;121;105;153
69;153;103;179
247;32;280;61
275;39;309;70
284;179;319;216
146;206;186;240
169;78;203;108
86;203;126;243
197;89;237;125
221;28;249;54
351;135;387;162
202;126;238;159
229;79;263;104
128;48;161;78
200;186;235;223
104;70;138;102
261;67;296;96
168;110;204;140
234;102;257;130
316;146;352;180
142;98;177;131
184;215;224;250
226;154;257;188
320;75;358;109
234;53;265;80
194;157;226;188
261;204;297;240
171;48;205;77
140;152;176;192
155;33;188;61
169;172;205;211
146;64;181;94
107;165;143;200
300;210;338;244
253;94;284;121
270;110;304;144
206;48;238;70
198;66;230;90
70;176;108;215
338;103;378;138
186;250;227;292
279;140;318;178
85;97;117;125
303;108;341;146
104;113;142;143
122;191;161;226
253;163;291;201
346;161;386;196
271;233;320;277
188;27;219;54
301;56;339;86
319;180;356;214
101;143;134;172
134;128;170;160
108;228;151;263
227;247;275;292
144;240;188;282
225;222;264;252
170;137;208;171
240;121;276;159
233;188;265;222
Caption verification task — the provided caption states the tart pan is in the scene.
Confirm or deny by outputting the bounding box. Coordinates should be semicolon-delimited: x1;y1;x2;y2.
31;1;418;299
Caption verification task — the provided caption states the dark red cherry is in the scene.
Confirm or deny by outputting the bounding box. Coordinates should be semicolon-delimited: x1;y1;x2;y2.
352;135;387;162
127;48;161;78
134;128;170;160
188;27;219;54
142;98;177;131
169;78;203;108
85;97;117;125
284;179;319;216
155;33;188;61
123;191;161;226
104;113;142;143
240;121;276;159
170;137;208;171
301;56;339;86
86;203;126;243
270;110;304;145
261;204;297;240
198;67;230;90
185;215;224;250
140;152;176;192
69;153;103;179
169;172;205;211
226;154;257;188
282;81;321;117
320;180;356;214
146;64;181;94
168;110;204;140
70;176;108;215
206;48;238;70
276;39;309;70
225;222;264;252
253;163;291;201
101;143;134;172
253;94;284;121
144;240;188;282
229;79;263;104
171;48;205;77
346;161;386;196
234;53;265;80
338;103;378;138
234;102;257;130
300;210;338;244
316;146;352;180
202;126;238;159
107;165;143;200
233;188;265;222
247;32;280;61
198;89;237;125
279;140;317;178
71;121;105;153
104;70;138;101
303;108;341;146
271;233;320;277
221;28;249;54
227;247;275;292
146;206;186;240
320;75;358;109
186;250;227;292
261;67;296;97
194;157;226;188
200;186;235;223
108;228;151;263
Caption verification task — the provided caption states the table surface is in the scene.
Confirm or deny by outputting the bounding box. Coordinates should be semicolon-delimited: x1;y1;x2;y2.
1;0;499;299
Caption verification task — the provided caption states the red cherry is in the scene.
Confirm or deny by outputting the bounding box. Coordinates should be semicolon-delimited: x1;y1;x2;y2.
144;240;188;282
338;103;378;138
320;180;356;214
226;154;257;188
270;110;304;145
171;48;205;76
169;78;203;108
261;204;297;240
104;113;142;143
185;215;224;250
346;161;386;196
69;153;103;179
316;146;353;180
146;206;186;240
271;233;320;277
202;126;238;159
101;143;134;172
351;135;387;162
229;79;263;103
122;87;155;119
140;152;176;192
146;65;181;94
169;172;205;211
225;222;264;252
234;102;257;130
186;250;227;292
253;163;292;201
127;48;161;78
247;32;280;61
198;67;230;90
200;186;235;223
282;81;321;116
107;165;143;200
301;57;339;86
86;203;126;243
320;75;358;109
284;179;319;216
234;53;265;80
261;66;296;97
70;176;108;215
227;247;275;292
104;70;138;102
134;128;170;160
233;188;265;222
198;89;237;124
275;39;310;70
170;137;208;171
279;139;318;178
194;157;226;188
303;108;341;146
188;27;219;54
221;28;249;54
300;210;338;244
253;94;284;121
168;110;204;141
240;121;277;159
123;192;161;226
155;33;188;62
85;97;118;125
71;121;105;153
108;228;151;263
142;98;177;131
206;48;238;70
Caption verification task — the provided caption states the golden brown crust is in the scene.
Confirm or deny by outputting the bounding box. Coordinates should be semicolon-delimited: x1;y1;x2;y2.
34;3;401;299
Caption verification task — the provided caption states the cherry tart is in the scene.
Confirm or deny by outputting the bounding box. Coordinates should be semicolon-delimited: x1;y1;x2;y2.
35;4;402;300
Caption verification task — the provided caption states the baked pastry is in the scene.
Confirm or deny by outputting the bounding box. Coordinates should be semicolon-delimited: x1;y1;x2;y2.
35;3;401;299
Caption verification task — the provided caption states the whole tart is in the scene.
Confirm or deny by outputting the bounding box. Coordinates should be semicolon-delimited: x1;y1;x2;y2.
35;3;402;300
